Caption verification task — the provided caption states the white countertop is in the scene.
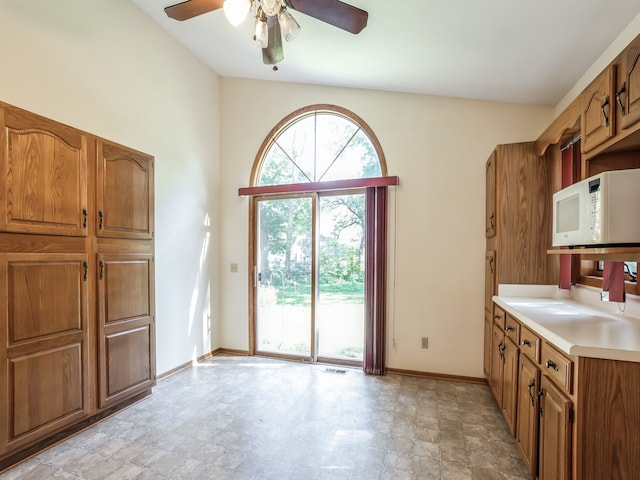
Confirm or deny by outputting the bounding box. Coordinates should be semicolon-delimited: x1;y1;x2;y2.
493;296;640;362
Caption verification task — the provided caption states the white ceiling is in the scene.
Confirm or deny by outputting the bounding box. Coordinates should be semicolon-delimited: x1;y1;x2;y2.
131;0;640;105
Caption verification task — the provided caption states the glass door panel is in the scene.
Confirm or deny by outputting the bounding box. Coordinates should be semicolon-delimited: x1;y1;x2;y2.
317;193;365;361
256;196;313;356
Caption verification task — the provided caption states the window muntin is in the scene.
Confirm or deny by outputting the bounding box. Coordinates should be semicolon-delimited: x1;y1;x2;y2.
258;110;382;186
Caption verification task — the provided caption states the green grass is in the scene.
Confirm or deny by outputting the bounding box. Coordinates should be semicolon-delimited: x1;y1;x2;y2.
276;283;364;306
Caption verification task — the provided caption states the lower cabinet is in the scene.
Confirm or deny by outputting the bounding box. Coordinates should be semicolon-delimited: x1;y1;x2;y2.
0;254;90;456
489;322;519;435
516;355;540;477
538;375;572;480
97;253;155;409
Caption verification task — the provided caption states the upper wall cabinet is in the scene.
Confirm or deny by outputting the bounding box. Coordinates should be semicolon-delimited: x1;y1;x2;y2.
582;66;616;153
96;140;154;240
618;35;640;130
0;105;88;236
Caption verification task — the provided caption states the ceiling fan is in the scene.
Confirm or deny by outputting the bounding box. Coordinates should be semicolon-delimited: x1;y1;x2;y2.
164;0;368;65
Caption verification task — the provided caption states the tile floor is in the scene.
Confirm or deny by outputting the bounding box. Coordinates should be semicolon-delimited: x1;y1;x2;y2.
0;355;531;480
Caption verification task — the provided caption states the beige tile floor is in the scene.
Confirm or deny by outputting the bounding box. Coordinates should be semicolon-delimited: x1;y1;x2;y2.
0;355;531;480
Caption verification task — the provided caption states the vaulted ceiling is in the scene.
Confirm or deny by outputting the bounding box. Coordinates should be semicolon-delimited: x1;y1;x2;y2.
132;0;640;105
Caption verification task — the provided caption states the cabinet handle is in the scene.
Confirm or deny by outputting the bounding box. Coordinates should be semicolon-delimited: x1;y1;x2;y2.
537;388;545;417
545;359;559;372
83;261;88;282
494;314;501;321
521;339;532;347
489;213;495;230
527;378;536;406
99;260;104;280
82;209;88;229
505;325;515;332
601;96;610;128
616;82;626;116
99;210;104;230
489;256;494;274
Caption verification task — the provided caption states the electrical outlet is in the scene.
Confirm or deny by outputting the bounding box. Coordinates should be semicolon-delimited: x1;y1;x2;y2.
230;263;239;273
421;336;428;349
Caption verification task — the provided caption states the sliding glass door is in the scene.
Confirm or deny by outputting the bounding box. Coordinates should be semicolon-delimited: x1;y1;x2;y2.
255;191;365;363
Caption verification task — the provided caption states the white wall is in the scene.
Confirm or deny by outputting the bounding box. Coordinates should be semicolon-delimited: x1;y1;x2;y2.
219;78;553;377
0;0;221;375
556;12;640;114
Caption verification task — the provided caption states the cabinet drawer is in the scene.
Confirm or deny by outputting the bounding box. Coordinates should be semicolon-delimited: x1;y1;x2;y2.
520;325;541;363
494;305;506;329
541;343;573;394
504;314;520;344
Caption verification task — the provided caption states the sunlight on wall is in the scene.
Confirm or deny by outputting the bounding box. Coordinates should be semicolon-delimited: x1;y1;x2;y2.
189;214;213;360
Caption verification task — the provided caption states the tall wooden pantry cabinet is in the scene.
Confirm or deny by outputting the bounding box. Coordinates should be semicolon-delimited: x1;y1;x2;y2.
0;101;155;469
483;142;557;412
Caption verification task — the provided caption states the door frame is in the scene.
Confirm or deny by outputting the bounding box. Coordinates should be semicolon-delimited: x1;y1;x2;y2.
249;189;365;365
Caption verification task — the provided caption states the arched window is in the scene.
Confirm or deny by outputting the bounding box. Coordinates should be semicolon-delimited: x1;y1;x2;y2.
241;105;396;375
251;105;387;187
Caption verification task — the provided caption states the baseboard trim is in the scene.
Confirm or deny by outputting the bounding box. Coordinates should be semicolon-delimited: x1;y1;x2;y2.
212;348;250;356
386;367;487;385
157;351;218;380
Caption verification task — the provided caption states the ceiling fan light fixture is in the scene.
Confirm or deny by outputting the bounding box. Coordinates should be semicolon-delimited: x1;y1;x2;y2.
251;9;268;48
278;7;300;42
223;0;250;26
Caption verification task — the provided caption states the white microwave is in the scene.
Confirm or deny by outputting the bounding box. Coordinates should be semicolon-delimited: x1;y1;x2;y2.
552;168;640;247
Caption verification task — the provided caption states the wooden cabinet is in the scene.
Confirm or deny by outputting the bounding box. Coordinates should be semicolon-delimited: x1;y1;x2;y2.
0;106;88;236
489;319;519;436
483;142;557;381
582;66;615;153
96;140;153;240
0;253;90;455
485;151;496;238
485;143;556;287
516;354;540;478
97;253;155;408
539;375;572;480
617;35;640;130
483;311;492;379
0;102;155;467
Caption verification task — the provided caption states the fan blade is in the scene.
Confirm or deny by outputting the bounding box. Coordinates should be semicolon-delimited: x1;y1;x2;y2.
285;0;368;34
262;16;284;65
164;0;224;21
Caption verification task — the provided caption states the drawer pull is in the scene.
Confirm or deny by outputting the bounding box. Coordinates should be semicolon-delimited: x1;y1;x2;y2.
505;325;515;332
545;359;559;372
521;339;532;347
494;314;501;320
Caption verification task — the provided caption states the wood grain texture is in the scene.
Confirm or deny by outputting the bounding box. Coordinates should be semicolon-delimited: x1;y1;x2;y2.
535;99;581;156
581;66;615;153
619;34;640;130
96;139;154;240
495;142;557;285
577;358;640;480
516;355;540;477
539;375;572;480
0;105;88;237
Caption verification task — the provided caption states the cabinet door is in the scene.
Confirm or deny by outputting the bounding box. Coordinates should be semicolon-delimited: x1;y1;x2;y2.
619;35;640;130
539;375;572;480
485;251;496;315
97;253;155;409
96;140;154;240
501;336;519;436
0;106;88;236
516;355;540;477
483;312;492;379
486;151;496;237
582;66;615;153
490;324;504;404
0;253;89;455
